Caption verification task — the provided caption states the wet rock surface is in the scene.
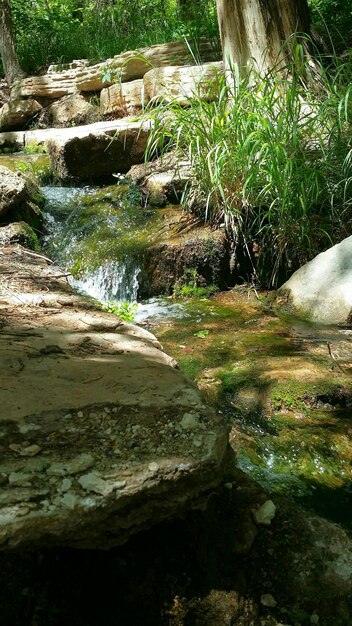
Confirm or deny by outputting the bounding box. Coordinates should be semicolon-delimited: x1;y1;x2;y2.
0;245;228;550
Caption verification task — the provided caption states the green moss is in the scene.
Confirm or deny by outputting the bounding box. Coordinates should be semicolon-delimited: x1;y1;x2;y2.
0;153;53;184
44;184;165;279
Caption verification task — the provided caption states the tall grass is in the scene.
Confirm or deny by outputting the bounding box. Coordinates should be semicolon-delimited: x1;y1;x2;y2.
145;50;352;286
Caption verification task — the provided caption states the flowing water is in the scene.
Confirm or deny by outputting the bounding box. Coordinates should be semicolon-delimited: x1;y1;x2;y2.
28;180;352;529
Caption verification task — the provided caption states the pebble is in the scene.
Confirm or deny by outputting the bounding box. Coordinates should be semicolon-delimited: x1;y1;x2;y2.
19;423;40;434
20;445;42;457
9;472;32;487
77;411;84;418
148;462;159;473
47;453;95;476
60;478;72;492
180;413;199;430
260;593;277;608
253;500;276;526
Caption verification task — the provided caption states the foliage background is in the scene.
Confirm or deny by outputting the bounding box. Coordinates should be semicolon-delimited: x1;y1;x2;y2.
1;0;351;76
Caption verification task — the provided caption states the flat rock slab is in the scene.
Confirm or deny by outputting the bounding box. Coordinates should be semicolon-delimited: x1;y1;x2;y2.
42;118;151;180
0;246;227;550
11;39;216;99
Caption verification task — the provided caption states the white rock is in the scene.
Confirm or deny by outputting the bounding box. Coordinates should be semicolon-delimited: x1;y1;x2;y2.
279;235;352;325
253;500;276;526
143;61;223;106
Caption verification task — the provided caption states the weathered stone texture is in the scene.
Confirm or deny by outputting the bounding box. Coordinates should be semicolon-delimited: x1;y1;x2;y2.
143;61;223;105
0;246;228;550
0;98;42;131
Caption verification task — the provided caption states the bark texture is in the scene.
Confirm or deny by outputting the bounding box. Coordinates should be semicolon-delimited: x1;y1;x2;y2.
216;0;311;75
0;0;25;85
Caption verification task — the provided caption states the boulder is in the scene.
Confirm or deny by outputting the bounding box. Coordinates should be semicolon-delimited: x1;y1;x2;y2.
76;39;217;92
0;98;42;131
100;79;144;117
47;92;97;127
0;221;39;249
143;61;223;105
47;118;151;181
0;246;228;550
11;39;217;99
279;235;352;325
138;207;231;298
127;151;192;206
0;165;43;229
0;129;26;151
0;119;148;154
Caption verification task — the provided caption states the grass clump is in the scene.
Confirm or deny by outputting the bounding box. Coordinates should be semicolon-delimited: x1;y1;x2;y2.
173;268;218;298
146;47;352;287
102;300;137;322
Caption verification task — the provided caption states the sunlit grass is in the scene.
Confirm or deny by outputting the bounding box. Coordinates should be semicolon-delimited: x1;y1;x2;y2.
145;47;352;286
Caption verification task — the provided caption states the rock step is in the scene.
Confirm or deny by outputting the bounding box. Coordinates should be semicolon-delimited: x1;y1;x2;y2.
11;39;217;99
0;119;152;181
0;245;228;550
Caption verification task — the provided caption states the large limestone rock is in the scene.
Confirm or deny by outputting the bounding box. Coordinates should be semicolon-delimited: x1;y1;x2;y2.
100;79;144;117
0;98;42;131
0;119;148;155
47;92;97;127
143;61;223;105
279;235;352;325
0;246;228;550
47;118;151;181
0;165;43;229
11;39;216;99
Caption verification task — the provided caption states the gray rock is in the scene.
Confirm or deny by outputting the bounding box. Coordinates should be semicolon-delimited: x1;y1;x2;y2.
47;118;151;181
0;165;43;229
47;92;97;127
279;236;352;325
0;246;228;550
0;98;42;131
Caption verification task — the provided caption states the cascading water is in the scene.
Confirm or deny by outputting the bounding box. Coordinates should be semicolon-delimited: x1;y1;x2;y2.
42;185;143;304
39;180;352;529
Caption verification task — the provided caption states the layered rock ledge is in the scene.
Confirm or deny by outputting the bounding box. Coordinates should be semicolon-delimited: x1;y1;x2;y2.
0;245;228;550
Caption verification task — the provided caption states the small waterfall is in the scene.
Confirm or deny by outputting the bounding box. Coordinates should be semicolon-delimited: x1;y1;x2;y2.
42;185;143;303
70;259;141;304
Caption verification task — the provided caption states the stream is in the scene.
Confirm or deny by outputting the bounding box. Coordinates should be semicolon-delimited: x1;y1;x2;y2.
2;152;352;531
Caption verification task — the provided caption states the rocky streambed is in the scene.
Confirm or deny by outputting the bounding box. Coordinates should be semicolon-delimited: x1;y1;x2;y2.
0;155;352;625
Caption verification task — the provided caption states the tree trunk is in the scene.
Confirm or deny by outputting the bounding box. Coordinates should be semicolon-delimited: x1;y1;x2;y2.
0;0;26;85
216;0;312;75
